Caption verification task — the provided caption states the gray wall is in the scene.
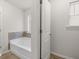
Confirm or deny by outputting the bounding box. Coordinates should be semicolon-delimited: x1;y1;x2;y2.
51;0;79;59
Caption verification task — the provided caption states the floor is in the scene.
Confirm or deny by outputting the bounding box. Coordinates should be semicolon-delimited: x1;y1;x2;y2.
50;54;64;59
0;52;64;59
0;52;20;59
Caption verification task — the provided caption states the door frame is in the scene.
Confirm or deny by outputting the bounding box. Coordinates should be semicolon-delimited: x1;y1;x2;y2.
31;0;40;59
31;0;52;59
40;0;42;59
40;0;51;59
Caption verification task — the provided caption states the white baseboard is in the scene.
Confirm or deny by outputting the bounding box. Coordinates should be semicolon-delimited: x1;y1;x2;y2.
0;50;10;56
51;52;74;59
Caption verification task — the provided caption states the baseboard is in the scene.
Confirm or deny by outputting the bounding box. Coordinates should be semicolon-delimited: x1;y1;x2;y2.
51;52;74;59
0;50;10;56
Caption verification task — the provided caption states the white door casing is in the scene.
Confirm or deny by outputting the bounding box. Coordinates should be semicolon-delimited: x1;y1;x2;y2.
0;4;3;53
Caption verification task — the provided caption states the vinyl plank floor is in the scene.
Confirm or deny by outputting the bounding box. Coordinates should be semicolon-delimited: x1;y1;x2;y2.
50;54;64;59
0;52;64;59
0;52;20;59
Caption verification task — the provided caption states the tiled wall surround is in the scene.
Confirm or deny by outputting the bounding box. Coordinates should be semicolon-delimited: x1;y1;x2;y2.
8;32;31;40
22;32;31;38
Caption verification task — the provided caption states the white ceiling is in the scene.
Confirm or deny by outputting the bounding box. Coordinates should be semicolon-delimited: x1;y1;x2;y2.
6;0;33;10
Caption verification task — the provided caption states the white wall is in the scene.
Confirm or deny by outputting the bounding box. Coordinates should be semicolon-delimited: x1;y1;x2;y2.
51;0;79;59
3;1;23;32
0;0;23;52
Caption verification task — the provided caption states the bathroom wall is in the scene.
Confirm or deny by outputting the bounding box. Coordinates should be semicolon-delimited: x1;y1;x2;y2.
0;0;24;52
51;0;79;59
3;2;23;32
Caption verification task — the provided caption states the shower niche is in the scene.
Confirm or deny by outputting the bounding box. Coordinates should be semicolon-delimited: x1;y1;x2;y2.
67;0;79;30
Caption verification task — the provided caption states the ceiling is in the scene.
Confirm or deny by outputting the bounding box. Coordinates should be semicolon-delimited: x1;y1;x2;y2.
6;0;33;10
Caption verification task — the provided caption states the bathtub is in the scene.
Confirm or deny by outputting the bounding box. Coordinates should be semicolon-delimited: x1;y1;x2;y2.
10;37;31;59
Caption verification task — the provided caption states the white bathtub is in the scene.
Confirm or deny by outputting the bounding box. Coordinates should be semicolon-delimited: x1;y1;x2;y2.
10;37;31;59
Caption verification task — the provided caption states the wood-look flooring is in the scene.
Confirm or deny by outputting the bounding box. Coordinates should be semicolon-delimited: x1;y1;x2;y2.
0;52;64;59
0;52;20;59
50;54;64;59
